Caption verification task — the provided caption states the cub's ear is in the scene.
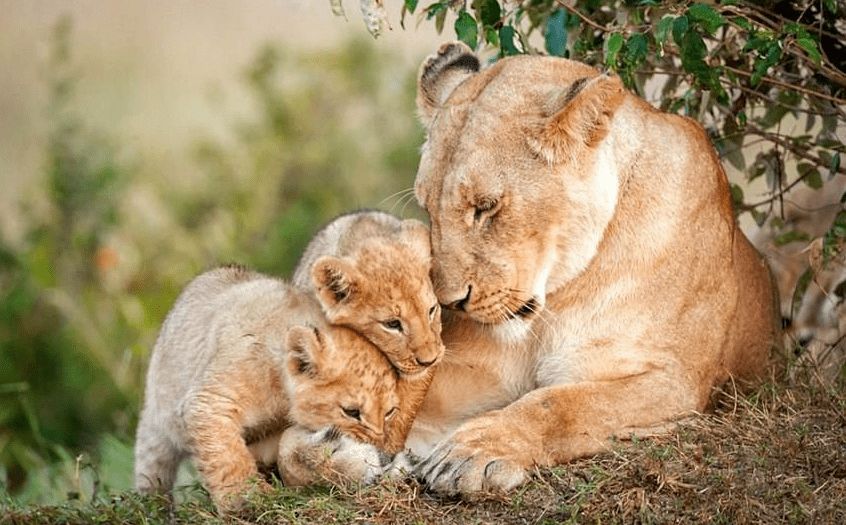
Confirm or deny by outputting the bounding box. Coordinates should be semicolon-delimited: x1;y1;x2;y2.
286;326;327;379
311;256;360;311
400;219;432;261
417;41;480;126
528;74;626;165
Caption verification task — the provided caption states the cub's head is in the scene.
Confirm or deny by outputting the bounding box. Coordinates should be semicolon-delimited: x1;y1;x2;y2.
310;219;444;379
414;42;626;334
284;325;399;447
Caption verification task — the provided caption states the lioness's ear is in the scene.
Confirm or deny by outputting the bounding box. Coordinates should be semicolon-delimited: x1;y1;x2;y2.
311;257;360;311
417;41;480;126
286;326;326;379
400;219;432;260
528;74;626;165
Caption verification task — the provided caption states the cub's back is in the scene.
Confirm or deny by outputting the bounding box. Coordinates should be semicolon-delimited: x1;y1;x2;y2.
143;266;297;416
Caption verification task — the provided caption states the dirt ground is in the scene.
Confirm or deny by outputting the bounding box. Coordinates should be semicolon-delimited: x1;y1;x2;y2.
6;372;843;524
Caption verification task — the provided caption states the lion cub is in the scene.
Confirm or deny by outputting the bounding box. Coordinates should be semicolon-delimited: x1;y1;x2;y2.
133;265;405;509
292;210;444;378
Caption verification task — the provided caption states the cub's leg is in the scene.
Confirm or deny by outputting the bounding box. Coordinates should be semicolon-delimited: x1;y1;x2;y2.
134;409;185;495
181;391;270;509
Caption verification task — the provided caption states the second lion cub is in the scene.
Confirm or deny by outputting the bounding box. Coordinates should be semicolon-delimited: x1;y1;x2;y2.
134;265;412;509
292;210;444;378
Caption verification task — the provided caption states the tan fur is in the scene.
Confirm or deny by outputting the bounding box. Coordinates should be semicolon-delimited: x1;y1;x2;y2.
133;265;418;509
292;210;444;378
785;238;846;383
748;178;846;321
406;42;782;495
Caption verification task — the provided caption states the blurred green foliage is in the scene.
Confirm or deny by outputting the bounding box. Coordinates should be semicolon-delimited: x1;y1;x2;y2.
0;17;424;503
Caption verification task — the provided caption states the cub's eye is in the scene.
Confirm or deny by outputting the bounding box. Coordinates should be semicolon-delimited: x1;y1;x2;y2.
341;407;361;420
384;407;398;420
381;318;403;333
429;303;439;320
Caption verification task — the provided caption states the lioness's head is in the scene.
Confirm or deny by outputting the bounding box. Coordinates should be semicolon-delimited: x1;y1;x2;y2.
414;42;626;332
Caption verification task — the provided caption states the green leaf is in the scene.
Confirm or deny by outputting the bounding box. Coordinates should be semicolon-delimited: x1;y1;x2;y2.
750;208;768;227
625;33;647;65
485;27;499;46
672;15;689;46
798;162;823;189
425;1;446;20
832;153;842;177
730;183;744;208
546;9;569;57
797;37;822;66
743;38;769;54
731;16;751;30
824;0;836;13
718;124;746;173
455;11;478;49
756;90;799;129
499;25;520;56
784;22;809;39
655;16;674;43
687;2;725;35
750;42;782;87
404;0;419;14
774;230;812;246
679;30;707;72
605;32;623;69
434;4;447;33
477;0;501;27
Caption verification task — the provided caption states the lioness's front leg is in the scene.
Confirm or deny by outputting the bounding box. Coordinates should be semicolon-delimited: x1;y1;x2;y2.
415;373;695;495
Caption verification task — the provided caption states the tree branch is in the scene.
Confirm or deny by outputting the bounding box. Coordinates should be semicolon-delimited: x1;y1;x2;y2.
554;0;610;33
722;65;846;106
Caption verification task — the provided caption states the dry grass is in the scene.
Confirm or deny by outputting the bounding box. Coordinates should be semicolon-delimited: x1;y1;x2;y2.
3;371;844;525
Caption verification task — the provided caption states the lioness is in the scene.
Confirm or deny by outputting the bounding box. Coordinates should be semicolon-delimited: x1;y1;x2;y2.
134;265;416;508
403;42;782;494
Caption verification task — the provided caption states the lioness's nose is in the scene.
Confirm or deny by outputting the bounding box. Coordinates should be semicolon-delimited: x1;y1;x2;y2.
415;356;437;367
444;285;472;311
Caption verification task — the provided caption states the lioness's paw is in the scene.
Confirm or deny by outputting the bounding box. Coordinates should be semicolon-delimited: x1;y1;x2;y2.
414;422;531;496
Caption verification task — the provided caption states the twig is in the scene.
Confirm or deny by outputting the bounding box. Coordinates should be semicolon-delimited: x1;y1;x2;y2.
722;65;846;106
554;0;610;33
747;124;846;174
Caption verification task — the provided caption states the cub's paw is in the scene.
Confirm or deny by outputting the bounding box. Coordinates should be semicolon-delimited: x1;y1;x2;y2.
413;419;531;496
277;426;397;487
